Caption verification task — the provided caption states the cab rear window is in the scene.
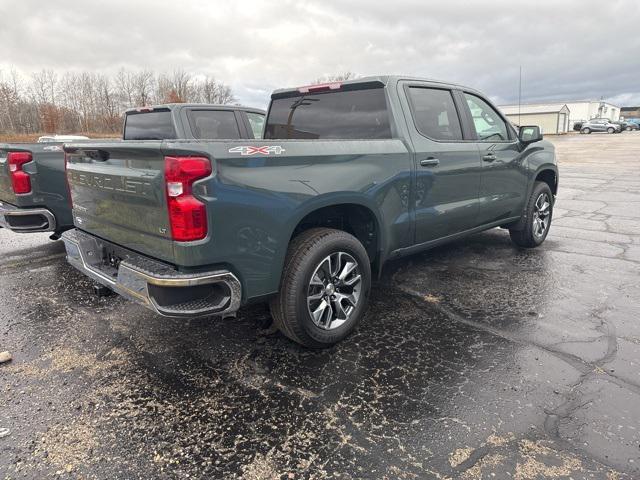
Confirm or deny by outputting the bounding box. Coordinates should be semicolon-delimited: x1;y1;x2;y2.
264;88;391;140
187;110;241;139
123;110;176;140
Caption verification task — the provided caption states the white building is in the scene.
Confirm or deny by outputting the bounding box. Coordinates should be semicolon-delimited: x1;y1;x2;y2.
563;100;620;124
499;100;621;133
499;103;571;134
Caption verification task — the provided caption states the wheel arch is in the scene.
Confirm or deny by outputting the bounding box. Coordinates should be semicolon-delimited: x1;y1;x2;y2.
264;195;387;295
534;167;558;196
508;160;558;232
285;195;386;263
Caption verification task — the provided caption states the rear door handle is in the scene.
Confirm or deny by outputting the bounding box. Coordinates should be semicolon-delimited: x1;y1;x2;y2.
482;153;497;162
420;158;440;167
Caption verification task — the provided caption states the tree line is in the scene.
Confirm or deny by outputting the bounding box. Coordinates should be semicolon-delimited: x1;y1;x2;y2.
0;68;237;135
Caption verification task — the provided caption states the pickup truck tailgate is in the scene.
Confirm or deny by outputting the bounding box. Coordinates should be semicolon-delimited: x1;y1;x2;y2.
65;142;175;262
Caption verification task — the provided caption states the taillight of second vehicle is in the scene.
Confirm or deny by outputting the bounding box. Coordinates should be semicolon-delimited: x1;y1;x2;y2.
7;152;32;194
164;156;212;242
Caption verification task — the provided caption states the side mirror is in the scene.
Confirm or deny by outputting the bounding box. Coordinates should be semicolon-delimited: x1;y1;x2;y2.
518;125;543;144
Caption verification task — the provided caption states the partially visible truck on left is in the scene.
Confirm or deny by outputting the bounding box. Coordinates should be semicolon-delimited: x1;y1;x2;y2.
0;103;266;239
0;142;78;239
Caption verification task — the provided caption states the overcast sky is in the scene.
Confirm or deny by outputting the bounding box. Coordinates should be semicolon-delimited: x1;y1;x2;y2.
1;0;638;108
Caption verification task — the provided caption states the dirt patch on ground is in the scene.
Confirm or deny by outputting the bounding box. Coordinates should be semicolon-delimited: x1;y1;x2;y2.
35;420;98;474
449;447;474;468
514;439;584;479
241;453;281;479
5;346;129;379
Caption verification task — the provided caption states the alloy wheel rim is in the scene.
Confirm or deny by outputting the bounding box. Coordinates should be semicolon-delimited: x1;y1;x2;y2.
533;193;551;239
307;251;362;330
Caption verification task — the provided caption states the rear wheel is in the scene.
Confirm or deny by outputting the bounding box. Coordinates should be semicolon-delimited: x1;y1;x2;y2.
270;228;371;348
509;181;553;248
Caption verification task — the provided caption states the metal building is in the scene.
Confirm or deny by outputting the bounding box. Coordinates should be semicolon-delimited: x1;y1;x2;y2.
499;104;571;134
500;100;622;132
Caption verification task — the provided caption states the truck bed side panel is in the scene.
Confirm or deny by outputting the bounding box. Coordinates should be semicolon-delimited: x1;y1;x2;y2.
191;139;412;298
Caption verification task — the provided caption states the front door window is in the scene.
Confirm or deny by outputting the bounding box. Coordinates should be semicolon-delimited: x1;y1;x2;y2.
464;93;510;142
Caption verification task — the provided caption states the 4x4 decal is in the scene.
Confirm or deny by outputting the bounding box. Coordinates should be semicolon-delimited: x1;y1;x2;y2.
228;146;286;156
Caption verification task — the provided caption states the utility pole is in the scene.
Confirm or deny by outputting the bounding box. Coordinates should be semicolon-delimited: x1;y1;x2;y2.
518;66;522;126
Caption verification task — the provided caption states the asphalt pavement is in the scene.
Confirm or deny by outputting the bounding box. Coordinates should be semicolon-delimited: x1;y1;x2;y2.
1;132;639;479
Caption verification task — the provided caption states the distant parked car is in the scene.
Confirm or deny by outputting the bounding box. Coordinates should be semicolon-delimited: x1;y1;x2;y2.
37;135;90;143
611;120;628;133
623;120;639;131
580;119;621;134
573;121;584;131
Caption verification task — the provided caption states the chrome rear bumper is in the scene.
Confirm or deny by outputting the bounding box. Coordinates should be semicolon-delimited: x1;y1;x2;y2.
61;229;242;317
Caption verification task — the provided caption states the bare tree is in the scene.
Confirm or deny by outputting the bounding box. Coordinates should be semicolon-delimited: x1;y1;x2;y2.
133;70;154;106
157;70;192;104
212;82;236;104
0;84;17;132
116;68;136;108
192;76;236;104
0;70;20;132
311;72;358;84
30;69;58;105
0;66;239;137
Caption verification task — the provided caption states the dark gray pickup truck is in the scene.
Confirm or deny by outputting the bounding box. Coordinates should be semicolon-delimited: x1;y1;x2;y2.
0;142;73;237
0;104;265;238
62;76;558;348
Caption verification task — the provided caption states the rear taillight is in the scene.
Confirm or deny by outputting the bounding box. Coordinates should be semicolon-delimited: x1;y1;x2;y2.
164;156;212;242
7;152;33;194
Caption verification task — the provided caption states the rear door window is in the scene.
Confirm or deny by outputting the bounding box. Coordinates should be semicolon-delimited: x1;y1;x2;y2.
407;87;463;141
265;88;391;139
124;110;176;140
188;110;241;139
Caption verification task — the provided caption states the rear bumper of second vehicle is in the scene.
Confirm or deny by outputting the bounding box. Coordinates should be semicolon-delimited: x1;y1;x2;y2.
0;201;57;233
61;228;242;318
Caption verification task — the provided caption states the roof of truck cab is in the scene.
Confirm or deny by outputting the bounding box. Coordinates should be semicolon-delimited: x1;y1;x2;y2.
271;75;479;97
125;104;266;114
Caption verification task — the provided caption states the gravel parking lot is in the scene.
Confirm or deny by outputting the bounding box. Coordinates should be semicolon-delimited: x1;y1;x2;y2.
1;132;639;479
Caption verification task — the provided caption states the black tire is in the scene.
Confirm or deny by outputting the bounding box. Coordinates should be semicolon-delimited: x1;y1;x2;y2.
581;128;590;134
607;127;615;134
270;228;371;348
509;181;554;248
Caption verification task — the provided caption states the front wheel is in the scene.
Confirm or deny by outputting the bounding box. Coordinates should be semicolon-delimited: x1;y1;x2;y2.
607;127;615;134
509;181;554;248
581;128;590;134
270;228;371;348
